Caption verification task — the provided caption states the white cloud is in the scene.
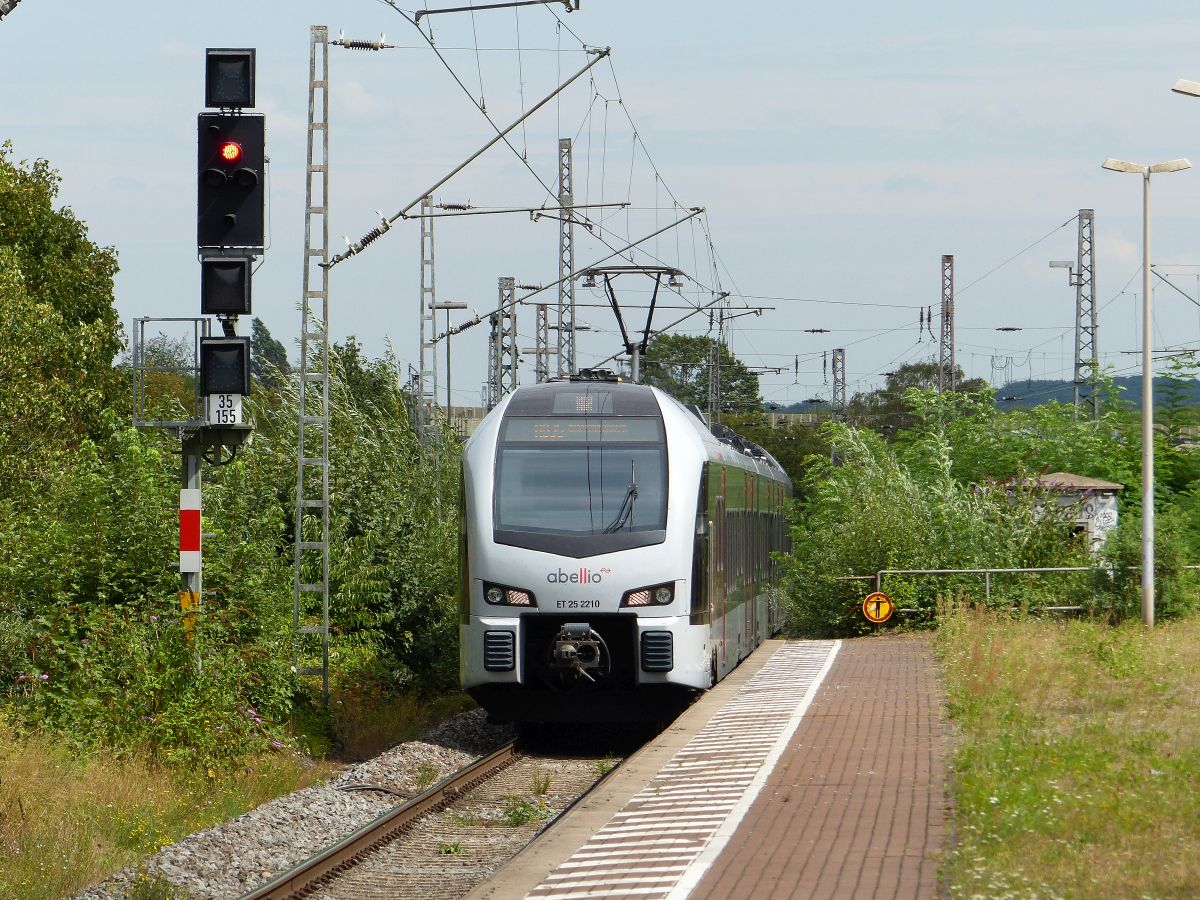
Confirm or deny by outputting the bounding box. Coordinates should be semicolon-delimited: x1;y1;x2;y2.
338;79;390;121
154;41;192;62
1099;235;1139;269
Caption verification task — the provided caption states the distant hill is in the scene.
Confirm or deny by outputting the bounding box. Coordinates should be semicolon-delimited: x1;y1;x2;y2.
770;375;1200;414
772;400;831;413
994;375;1200;410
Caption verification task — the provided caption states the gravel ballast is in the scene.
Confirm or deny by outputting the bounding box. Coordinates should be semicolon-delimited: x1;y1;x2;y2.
75;709;514;900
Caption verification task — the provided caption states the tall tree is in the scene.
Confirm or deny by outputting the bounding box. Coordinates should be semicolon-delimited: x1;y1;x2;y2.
0;143;122;474
848;361;987;437
640;333;760;413
332;337;406;418
251;317;291;390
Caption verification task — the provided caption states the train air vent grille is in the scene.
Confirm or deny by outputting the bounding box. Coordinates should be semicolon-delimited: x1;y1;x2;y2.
483;631;516;671
640;631;674;672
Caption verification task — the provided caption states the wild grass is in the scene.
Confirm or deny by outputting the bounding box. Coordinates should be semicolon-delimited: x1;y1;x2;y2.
501;795;548;827
936;607;1200;899
326;685;474;762
0;671;477;898
0;717;336;900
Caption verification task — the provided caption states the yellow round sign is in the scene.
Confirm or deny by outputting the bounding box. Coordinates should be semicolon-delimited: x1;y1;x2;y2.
862;591;894;624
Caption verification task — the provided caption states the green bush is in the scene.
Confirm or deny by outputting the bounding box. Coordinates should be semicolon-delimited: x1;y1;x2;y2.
1090;507;1200;622
781;419;1086;637
256;347;463;690
0;148;465;766
7;602;289;766
0;351;463;762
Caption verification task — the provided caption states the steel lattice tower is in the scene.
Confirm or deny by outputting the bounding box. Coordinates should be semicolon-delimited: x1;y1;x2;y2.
487;277;519;409
418;195;438;433
707;305;726;422
294;25;331;701
486;311;499;410
1074;209;1099;418
939;255;956;392
535;303;550;382
556;138;576;376
707;341;719;422
499;277;519;397
831;348;847;421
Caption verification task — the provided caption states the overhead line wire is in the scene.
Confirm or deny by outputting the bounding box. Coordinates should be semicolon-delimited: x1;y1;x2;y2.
469;3;487;109
956;214;1079;296
374;0;567;208
514;6;529;159
377;2;739;348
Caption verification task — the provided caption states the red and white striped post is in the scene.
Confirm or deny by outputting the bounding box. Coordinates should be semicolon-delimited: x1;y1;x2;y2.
179;436;203;641
179;489;202;573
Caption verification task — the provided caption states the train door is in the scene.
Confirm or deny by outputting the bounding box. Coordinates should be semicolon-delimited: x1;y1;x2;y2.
715;493;726;667
718;466;727;668
744;473;754;654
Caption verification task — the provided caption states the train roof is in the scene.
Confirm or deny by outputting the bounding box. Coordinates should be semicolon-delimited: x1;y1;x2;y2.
499;371;787;481
502;371;660;417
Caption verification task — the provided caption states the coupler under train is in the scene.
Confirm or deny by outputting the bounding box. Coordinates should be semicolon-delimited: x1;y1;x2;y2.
549;622;611;685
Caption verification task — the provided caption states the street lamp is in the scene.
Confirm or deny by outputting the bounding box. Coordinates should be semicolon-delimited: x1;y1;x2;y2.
1101;155;1191;627
1172;79;1200;98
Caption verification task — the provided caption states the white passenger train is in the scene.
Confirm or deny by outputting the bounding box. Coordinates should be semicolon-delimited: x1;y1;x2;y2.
459;370;792;722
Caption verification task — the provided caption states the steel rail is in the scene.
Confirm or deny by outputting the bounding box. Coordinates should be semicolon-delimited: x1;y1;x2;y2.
240;741;519;900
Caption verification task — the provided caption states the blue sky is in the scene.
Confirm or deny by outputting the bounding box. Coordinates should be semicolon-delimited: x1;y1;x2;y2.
4;1;1200;409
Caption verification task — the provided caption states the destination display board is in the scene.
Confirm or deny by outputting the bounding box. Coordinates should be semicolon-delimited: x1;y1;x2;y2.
502;417;662;443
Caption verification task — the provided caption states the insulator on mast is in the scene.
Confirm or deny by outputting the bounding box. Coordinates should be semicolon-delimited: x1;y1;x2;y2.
333;32;394;51
340;215;393;259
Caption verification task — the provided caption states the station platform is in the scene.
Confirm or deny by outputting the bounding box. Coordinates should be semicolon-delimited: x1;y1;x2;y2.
466;634;947;900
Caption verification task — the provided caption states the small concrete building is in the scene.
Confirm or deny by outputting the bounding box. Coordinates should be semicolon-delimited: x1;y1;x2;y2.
1031;472;1124;552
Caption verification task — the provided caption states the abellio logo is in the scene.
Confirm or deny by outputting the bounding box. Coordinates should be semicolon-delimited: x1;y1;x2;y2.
547;567;606;584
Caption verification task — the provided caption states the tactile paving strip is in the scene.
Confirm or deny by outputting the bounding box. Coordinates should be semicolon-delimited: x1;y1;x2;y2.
526;640;840;900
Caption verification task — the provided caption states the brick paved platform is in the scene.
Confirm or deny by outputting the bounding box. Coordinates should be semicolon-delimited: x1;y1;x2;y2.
689;634;946;900
468;634;947;900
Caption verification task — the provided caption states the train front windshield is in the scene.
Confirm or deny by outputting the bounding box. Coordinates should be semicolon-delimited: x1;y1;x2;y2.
494;417;667;536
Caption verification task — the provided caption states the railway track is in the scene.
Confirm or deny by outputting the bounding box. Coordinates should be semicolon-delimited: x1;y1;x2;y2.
241;736;628;900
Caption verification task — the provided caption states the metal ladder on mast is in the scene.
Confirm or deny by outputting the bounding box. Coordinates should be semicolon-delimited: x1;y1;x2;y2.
418;195;438;437
293;25;331;702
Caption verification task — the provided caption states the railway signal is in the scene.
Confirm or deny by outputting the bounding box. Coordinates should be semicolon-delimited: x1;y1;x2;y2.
200;257;251;316
197;48;263;423
199;336;251;397
205;47;256;108
197;112;265;252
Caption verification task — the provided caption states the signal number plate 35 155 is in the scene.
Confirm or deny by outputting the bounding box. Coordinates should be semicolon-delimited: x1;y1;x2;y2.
207;393;243;426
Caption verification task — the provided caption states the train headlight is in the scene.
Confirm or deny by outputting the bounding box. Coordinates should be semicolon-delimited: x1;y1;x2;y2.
483;582;536;607
621;583;674;607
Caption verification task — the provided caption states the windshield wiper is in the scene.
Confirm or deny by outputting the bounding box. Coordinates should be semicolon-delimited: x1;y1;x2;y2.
602;460;638;534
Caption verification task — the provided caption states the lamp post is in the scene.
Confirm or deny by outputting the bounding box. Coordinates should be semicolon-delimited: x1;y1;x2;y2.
1101;156;1191;627
433;301;468;412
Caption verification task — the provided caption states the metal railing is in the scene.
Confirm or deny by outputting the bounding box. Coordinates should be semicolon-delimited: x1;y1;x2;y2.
876;566;1089;601
859;564;1200;614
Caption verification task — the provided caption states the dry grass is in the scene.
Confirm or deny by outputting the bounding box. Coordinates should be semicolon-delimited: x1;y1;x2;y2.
0;717;337;899
329;689;474;762
936;608;1200;899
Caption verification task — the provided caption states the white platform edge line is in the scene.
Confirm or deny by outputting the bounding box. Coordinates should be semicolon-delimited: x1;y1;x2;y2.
664;639;842;900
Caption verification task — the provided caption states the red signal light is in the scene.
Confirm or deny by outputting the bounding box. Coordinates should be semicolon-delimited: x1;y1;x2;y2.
219;141;242;164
